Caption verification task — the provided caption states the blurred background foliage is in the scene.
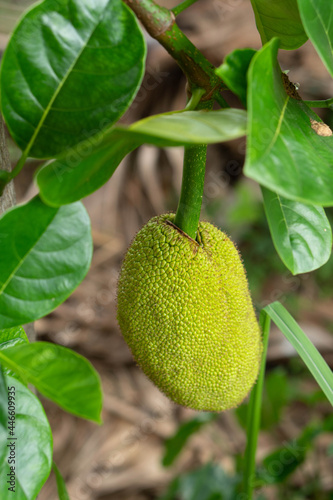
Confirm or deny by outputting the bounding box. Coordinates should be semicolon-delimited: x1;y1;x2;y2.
0;0;332;499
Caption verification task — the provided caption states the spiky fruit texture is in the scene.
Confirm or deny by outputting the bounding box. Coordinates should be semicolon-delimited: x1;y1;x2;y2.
117;214;262;411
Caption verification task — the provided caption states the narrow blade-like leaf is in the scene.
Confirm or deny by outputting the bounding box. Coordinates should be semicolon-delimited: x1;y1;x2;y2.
264;302;333;406
53;462;70;500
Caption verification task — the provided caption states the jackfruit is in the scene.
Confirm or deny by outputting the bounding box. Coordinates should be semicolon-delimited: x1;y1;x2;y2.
117;214;262;411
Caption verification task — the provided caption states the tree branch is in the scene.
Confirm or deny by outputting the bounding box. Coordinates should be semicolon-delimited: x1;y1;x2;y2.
123;0;228;103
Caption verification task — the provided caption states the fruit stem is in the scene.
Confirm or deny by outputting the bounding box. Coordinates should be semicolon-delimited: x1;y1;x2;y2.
242;309;271;499
174;95;213;239
174;143;207;240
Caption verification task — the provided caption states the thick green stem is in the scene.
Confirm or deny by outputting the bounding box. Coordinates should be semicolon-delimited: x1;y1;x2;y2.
172;0;201;16
174;144;207;240
242;310;271;499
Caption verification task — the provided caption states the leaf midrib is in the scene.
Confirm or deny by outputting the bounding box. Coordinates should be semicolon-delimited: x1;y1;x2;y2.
20;1;113;159
0;210;58;298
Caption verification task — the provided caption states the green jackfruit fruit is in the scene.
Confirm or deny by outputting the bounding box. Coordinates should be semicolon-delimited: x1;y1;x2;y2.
117;214;262;411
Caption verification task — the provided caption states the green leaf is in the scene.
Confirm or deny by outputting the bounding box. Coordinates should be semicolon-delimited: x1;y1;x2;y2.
53;462;70;500
36;108;247;206
257;416;333;485
262;186;332;274
0;196;92;329
216;49;256;106
162;413;217;467
159;463;239;500
0;372;53;499
297;0;333;77
0;341;103;423
250;0;307;49
264;302;333;406
245;39;333;206
0;327;29;351
0;0;146;158
0;327;29;381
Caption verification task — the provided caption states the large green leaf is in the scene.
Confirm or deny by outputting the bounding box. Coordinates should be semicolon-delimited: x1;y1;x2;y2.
0;341;103;423
216;49;256;106
0;196;92;328
250;0;307;49
162;413;217;467
245;39;333;206
36;108;248;206
264;302;333;406
261;186;332;274
0;371;53;499
297;0;333;77
0;0;146;158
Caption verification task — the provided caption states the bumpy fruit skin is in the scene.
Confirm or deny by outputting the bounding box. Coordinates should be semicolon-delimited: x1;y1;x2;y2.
117;214;262;411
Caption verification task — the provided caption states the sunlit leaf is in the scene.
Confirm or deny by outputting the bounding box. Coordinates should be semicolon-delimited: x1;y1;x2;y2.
36;108;247;206
0;0;146;158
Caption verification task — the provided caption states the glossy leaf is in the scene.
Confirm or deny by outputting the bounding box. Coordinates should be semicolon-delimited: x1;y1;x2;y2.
0;196;92;329
297;0;333;77
36;108;248;206
216;48;256;106
0;0;146;158
250;0;307;49
0;327;29;381
262;186;332;274
264;302;333;406
162;413;217;467
245;39;333;206
0;327;29;351
0;341;103;423
53;462;70;500
0;372;52;499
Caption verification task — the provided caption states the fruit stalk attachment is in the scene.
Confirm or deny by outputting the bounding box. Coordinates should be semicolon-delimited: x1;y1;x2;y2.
174;144;207;240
